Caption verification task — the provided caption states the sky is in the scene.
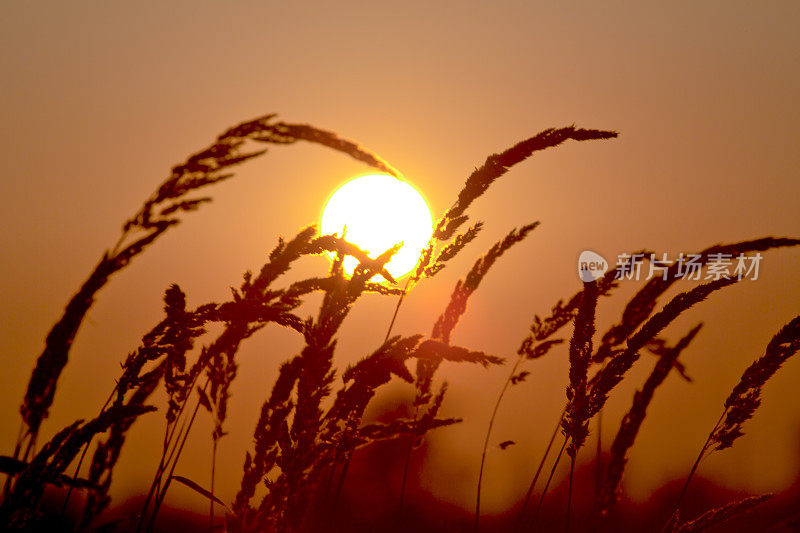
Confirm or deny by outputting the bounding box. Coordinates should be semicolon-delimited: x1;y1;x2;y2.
1;0;799;518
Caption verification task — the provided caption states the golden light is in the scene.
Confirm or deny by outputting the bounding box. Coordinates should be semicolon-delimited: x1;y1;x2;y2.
320;174;434;279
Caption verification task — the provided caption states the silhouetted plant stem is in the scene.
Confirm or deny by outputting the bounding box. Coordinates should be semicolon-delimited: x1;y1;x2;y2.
324;460;338;501
514;409;564;532
667;408;728;526
332;453;351;514
210;438;217;533
591;411;604;531
143;411;186;523
329;274;416;517
324;450;346;519
385;275;414;342
147;390;205;532
136;417;185;533
19;435;36;470
369;272;419;516
530;437;568;532
157;413;189;502
60;386;117;516
156;392;201;497
566;454;575;533
136;378;207;533
3;423;26;497
398;404;420;514
475;357;523;532
595;410;602;497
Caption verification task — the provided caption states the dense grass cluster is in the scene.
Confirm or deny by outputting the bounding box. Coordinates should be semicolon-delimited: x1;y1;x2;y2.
1;112;798;532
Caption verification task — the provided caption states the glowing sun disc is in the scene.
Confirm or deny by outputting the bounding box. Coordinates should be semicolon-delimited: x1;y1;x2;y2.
320;174;434;279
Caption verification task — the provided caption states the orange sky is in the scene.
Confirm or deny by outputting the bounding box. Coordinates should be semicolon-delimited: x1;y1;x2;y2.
1;1;799;517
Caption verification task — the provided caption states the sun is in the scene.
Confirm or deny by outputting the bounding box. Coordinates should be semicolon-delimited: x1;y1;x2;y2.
320;174;434;279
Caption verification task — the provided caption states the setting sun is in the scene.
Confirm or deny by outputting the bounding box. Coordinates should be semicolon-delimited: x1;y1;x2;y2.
320;174;433;279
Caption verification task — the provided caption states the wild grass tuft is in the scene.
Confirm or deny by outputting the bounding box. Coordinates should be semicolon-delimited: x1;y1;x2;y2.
3;111;799;533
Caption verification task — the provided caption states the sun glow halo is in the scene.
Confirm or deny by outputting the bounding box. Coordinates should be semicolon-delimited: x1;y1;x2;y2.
320;174;434;279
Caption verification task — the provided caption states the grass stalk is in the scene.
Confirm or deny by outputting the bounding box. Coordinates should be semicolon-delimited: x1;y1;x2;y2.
60;386;117;516
147;391;205;532
398;404;420;514
594;410;602;501
530;437;568;532
136;377;206;533
475;356;523;532
667;408;727;526
566;454;576;533
514;409;564;532
328;274;415;516
210;438;218;532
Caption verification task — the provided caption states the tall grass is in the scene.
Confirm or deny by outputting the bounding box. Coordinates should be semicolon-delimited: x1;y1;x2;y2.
1;111;798;533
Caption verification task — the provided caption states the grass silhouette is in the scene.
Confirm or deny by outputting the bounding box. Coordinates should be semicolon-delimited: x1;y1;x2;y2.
1;112;798;533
